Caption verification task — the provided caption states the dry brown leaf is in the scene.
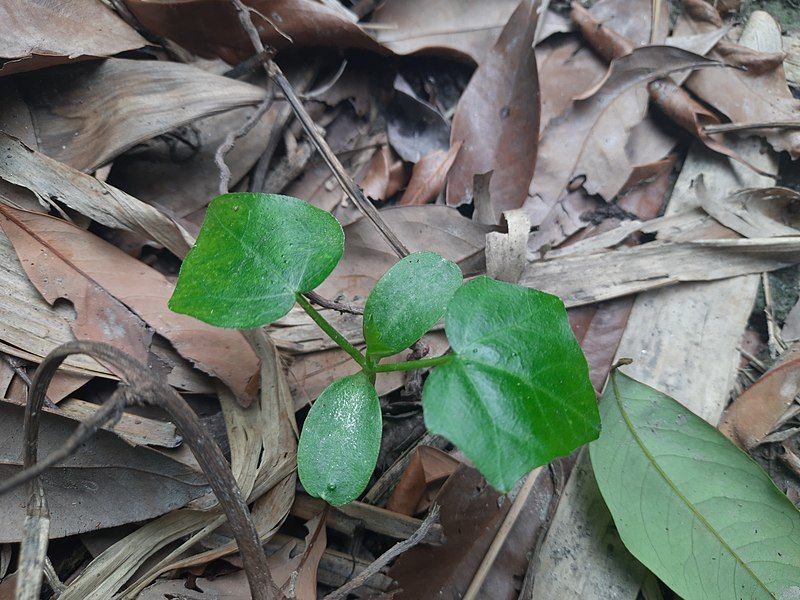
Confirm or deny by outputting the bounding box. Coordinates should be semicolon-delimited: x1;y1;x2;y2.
125;0;382;64
0;1;146;76
446;0;540;223
527;45;721;224
12;58;267;172
0;402;210;543
399;143;461;206
677;3;800;157
386;446;460;516
370;0;518;63
0;206;259;406
358;145;406;202
0;207;153;368
720;345;800;450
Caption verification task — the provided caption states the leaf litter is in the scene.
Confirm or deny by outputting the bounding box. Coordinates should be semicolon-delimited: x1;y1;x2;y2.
0;0;799;598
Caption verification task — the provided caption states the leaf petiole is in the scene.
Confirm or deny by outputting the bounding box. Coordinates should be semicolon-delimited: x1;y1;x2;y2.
295;293;367;369
370;354;454;373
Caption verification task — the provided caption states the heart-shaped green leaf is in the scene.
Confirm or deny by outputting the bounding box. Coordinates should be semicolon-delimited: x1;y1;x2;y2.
169;193;343;328
363;251;462;359
297;372;382;506
591;371;800;600
423;276;599;492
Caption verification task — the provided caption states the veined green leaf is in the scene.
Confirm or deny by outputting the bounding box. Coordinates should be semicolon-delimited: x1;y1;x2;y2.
363;251;462;359
423;276;599;492
297;372;382;506
169;193;343;328
591;371;800;599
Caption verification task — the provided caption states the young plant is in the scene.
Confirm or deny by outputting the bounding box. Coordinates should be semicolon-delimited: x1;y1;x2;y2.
169;193;600;505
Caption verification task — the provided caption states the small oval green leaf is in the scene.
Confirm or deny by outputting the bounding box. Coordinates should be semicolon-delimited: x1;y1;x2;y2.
169;193;343;328
297;372;382;506
363;251;462;359
423;276;599;492
591;371;800;600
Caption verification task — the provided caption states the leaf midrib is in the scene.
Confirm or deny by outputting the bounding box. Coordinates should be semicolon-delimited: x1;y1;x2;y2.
610;373;775;598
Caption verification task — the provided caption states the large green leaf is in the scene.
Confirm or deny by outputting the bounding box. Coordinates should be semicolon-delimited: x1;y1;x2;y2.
363;251;462;359
423;276;599;492
591;371;800;599
297;372;382;506
169;193;343;328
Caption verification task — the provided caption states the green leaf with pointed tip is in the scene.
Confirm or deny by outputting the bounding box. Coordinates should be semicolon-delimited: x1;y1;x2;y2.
423;276;599;492
363;251;462;359
591;370;800;600
297;372;382;506
169;193;343;328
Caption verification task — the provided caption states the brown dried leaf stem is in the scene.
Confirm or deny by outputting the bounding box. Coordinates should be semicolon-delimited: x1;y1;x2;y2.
1;341;283;600
230;0;409;259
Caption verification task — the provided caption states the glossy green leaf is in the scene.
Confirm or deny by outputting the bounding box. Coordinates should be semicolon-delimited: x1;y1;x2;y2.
363;251;462;359
591;371;800;599
297;372;382;506
169;193;343;328
423;276;599;492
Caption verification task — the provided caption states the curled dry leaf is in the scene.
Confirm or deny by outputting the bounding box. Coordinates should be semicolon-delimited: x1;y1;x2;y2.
0;206;259;406
12;58;266;172
125;0;382;64
0;402;210;543
399;142;461;206
358;145;406;202
0;1;146;76
369;0;519;63
720;345;800;450
447;0;540;223
386;446;460;516
0;133;192;258
699;186;800;238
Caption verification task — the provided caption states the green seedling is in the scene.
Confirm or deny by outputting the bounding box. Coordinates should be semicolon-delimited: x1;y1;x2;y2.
170;193;600;505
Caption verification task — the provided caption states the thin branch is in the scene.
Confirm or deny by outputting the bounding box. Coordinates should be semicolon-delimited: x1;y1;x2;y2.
703;120;800;134
230;0;409;259
323;505;441;600
1;353;57;409
216;92;275;194
4;341;284;600
304;291;364;315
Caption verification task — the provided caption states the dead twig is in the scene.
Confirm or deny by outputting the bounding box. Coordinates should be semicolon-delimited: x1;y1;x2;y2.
323;505;441;600
230;0;410;259
216;92;275;194
703;120;800;134
1;341;284;600
305;291;364;315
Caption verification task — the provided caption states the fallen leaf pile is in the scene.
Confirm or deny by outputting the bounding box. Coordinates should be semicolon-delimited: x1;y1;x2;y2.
0;0;799;598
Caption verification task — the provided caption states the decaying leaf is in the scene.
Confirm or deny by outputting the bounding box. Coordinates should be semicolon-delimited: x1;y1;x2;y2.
387;75;450;163
447;0;540;223
386;446;460;516
699;186;800;238
0;402;210;543
0;1;146;76
12;58;267;172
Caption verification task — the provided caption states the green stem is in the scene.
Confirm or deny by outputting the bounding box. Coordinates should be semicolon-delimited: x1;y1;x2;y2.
296;293;367;369
371;355;454;373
